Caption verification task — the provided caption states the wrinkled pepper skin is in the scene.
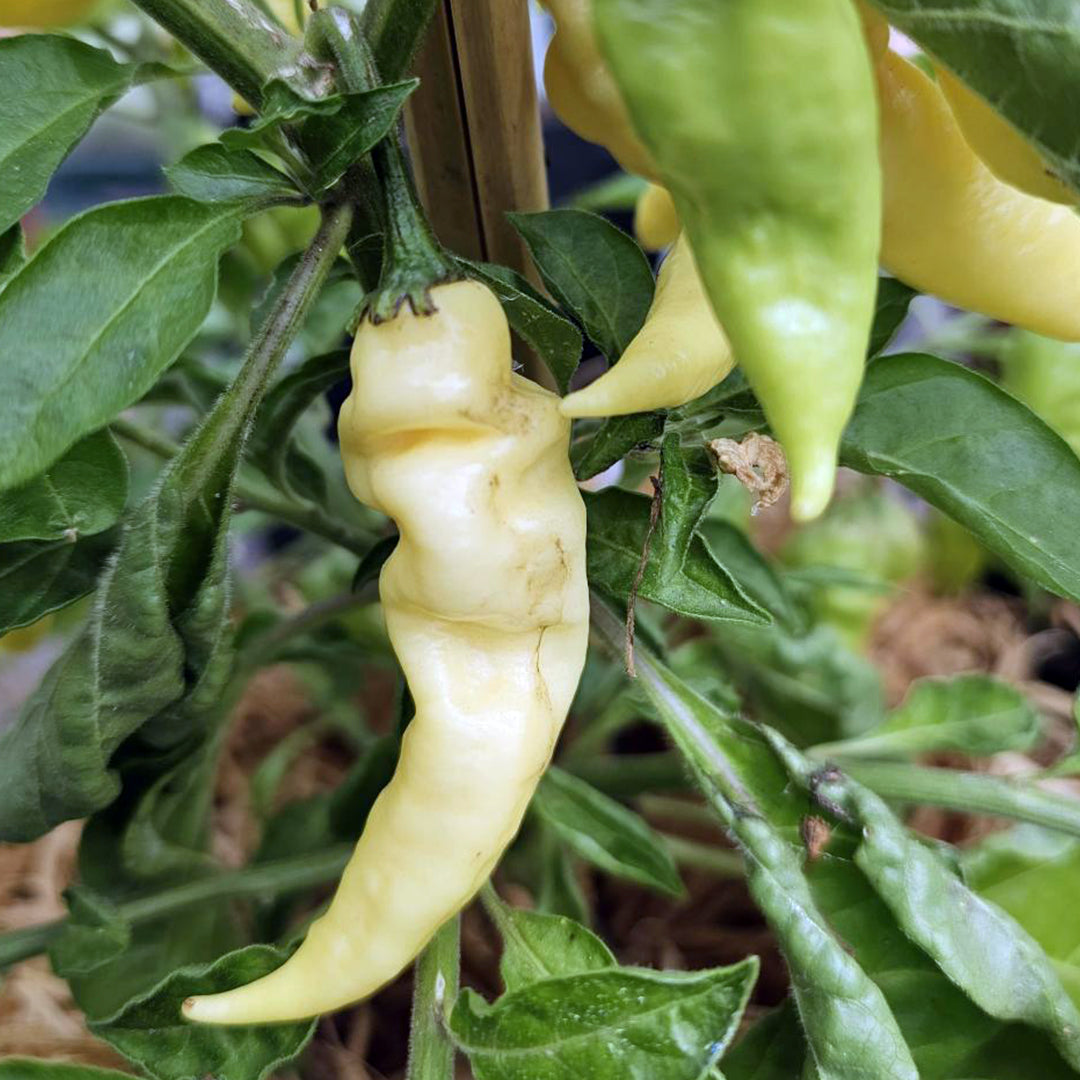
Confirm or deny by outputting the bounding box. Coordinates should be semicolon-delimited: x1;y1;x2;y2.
561;235;733;417
0;0;97;26
593;0;882;522
633;182;679;253
863;24;1080;341
541;0;655;179
183;282;589;1024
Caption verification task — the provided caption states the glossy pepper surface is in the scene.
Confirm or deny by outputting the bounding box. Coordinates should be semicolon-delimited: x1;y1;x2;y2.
0;0;97;25
633;182;679;253
592;0;882;521
862;13;1080;342
182;281;589;1024
541;0;655;179
936;66;1075;207
561;234;733;417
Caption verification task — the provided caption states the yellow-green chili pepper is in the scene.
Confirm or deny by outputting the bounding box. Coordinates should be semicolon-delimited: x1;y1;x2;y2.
935;66;1075;207
0;0;98;25
541;0;655;179
780;485;925;651
861;10;1080;342
633;182;679;253
591;0;882;522
182;281;589;1024
561;234;733;417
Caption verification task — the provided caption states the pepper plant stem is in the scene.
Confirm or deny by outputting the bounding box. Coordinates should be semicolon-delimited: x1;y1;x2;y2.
588;600;1080;839
111;419;373;556
836;759;1080;840
406;917;460;1080
361;0;440;82
368;131;459;320
311;7;456;319
0;845;353;970
129;0;327;108
110;203;376;556
662;834;744;878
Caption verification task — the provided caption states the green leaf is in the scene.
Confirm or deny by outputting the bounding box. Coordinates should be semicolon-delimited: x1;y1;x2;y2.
0;223;25;290
709;620;885;747
508;208;654;362
840;353;1080;603
0;230;284;841
572;412;665;482
87;944;315;1080
0;35;137;234
815;674;1042;759
869;277;917;357
723;1002;806;1080
450;959;758;1080
483;889;615;993
247;348;349;495
461;260;583;394
586;488;768;625
218;84;348;155
536;821;592;926
622;639;916;1079
165;143;300;205
700;520;803;632
48;887;131;977
767;729;1080;1073
301;80;419;192
606;605;1080;1078
0;430;128;543
0;1061;135;1080
807;851;1080;1079
534;766;683;896
0;487;231;840
0;197;244;490
655;435;721;577
728;812;917;1080
965;827;1080;1008
0;527;118;635
870;0;1080;197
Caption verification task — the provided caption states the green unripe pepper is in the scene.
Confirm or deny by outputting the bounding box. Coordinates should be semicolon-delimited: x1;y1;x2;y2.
781;486;925;649
592;0;882;522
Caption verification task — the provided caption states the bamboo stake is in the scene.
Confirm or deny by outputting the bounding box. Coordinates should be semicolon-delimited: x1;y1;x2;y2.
446;0;549;273
404;3;483;261
405;1;554;384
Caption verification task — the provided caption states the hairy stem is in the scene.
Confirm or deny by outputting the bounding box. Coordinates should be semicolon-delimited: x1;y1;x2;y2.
837;759;1080;840
406;917;460;1080
361;0;440;82
112;418;373;556
129;0;328;108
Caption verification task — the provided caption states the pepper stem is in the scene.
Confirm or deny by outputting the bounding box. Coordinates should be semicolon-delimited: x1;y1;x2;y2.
367;131;459;322
309;6;458;321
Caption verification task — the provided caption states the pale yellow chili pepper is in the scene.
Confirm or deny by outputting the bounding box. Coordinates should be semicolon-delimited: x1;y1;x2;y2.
182;281;589;1024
